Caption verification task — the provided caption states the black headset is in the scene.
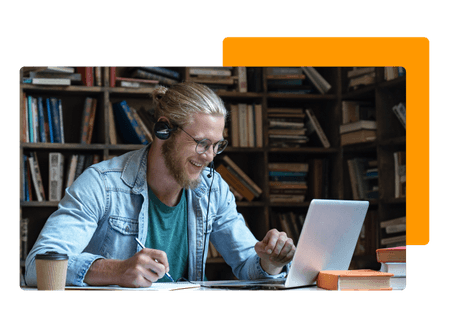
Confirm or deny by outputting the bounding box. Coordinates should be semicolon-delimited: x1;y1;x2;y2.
154;121;178;140
154;119;214;280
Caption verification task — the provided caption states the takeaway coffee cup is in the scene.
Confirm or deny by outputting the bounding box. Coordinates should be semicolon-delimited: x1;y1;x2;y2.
35;251;69;290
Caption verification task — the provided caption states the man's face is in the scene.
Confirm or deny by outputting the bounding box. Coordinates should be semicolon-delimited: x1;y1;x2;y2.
161;113;225;190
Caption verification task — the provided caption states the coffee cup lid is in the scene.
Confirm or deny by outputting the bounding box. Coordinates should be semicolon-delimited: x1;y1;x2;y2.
36;251;69;260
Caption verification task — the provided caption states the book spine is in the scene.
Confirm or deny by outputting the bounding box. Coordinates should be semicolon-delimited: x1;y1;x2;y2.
230;104;240;147
110;67;116;87
21;92;28;143
74;154;86;181
27;96;34;143
189;68;232;76
306;109;330;148
238;103;248;147
32;98;39;142
80;98;93;144
122;103;147;144
58;99;64;143
103;67;109;87
46;98;54;143
86;99;97;144
237;67;247;93
65;155;78;188
29;153;45;201
37;97;46;142
49;152;64;201
50;98;61;143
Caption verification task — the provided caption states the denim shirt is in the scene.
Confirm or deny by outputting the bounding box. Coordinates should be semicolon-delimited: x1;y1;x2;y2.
25;145;287;286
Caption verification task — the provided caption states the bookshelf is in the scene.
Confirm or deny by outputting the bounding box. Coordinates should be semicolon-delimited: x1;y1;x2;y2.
19;66;406;280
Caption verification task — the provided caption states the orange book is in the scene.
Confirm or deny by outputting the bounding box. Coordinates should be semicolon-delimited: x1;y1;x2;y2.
317;269;393;291
376;246;406;263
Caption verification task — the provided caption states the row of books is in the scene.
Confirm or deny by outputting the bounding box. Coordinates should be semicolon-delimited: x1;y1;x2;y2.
347;157;379;200
269;162;308;204
23;152;101;202
317;246;406;290
22;94;65;143
111;100;154;145
229;103;263;148
187;67;247;93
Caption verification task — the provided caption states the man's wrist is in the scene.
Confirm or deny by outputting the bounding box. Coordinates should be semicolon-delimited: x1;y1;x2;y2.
259;258;283;276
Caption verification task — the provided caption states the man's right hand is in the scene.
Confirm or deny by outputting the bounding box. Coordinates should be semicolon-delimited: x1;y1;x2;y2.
84;248;170;288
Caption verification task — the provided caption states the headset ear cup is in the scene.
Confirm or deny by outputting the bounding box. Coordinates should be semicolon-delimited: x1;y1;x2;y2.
154;121;172;140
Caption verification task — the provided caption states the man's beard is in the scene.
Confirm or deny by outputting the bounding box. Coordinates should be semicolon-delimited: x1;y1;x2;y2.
161;136;203;190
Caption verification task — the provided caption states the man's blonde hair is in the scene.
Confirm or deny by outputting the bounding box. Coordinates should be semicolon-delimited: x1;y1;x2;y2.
152;82;227;136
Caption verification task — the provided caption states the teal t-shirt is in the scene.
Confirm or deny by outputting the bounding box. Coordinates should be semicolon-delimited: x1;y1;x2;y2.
145;186;188;282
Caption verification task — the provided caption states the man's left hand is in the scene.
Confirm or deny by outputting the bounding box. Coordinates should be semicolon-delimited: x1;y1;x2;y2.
254;228;296;275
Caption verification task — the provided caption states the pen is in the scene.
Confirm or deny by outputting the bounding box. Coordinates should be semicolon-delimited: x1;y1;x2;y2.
135;237;174;282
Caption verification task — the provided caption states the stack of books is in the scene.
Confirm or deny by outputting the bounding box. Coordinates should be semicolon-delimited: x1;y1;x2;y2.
267;108;308;148
377;246;406;290
266;67;312;94
346;67;376;91
188;67;246;92
215;156;262;202
340;100;377;146
268;162;308;203
129;67;180;86
22;67;80;86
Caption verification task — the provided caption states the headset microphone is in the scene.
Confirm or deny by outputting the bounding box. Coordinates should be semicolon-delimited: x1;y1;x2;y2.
207;161;214;178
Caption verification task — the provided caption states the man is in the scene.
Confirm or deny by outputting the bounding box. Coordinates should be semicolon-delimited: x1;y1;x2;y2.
25;82;295;287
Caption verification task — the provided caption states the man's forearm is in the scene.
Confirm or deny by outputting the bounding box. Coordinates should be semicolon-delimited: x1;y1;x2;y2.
84;258;122;286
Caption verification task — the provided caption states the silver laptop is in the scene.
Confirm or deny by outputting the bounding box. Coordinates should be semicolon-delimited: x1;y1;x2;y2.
202;199;369;289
